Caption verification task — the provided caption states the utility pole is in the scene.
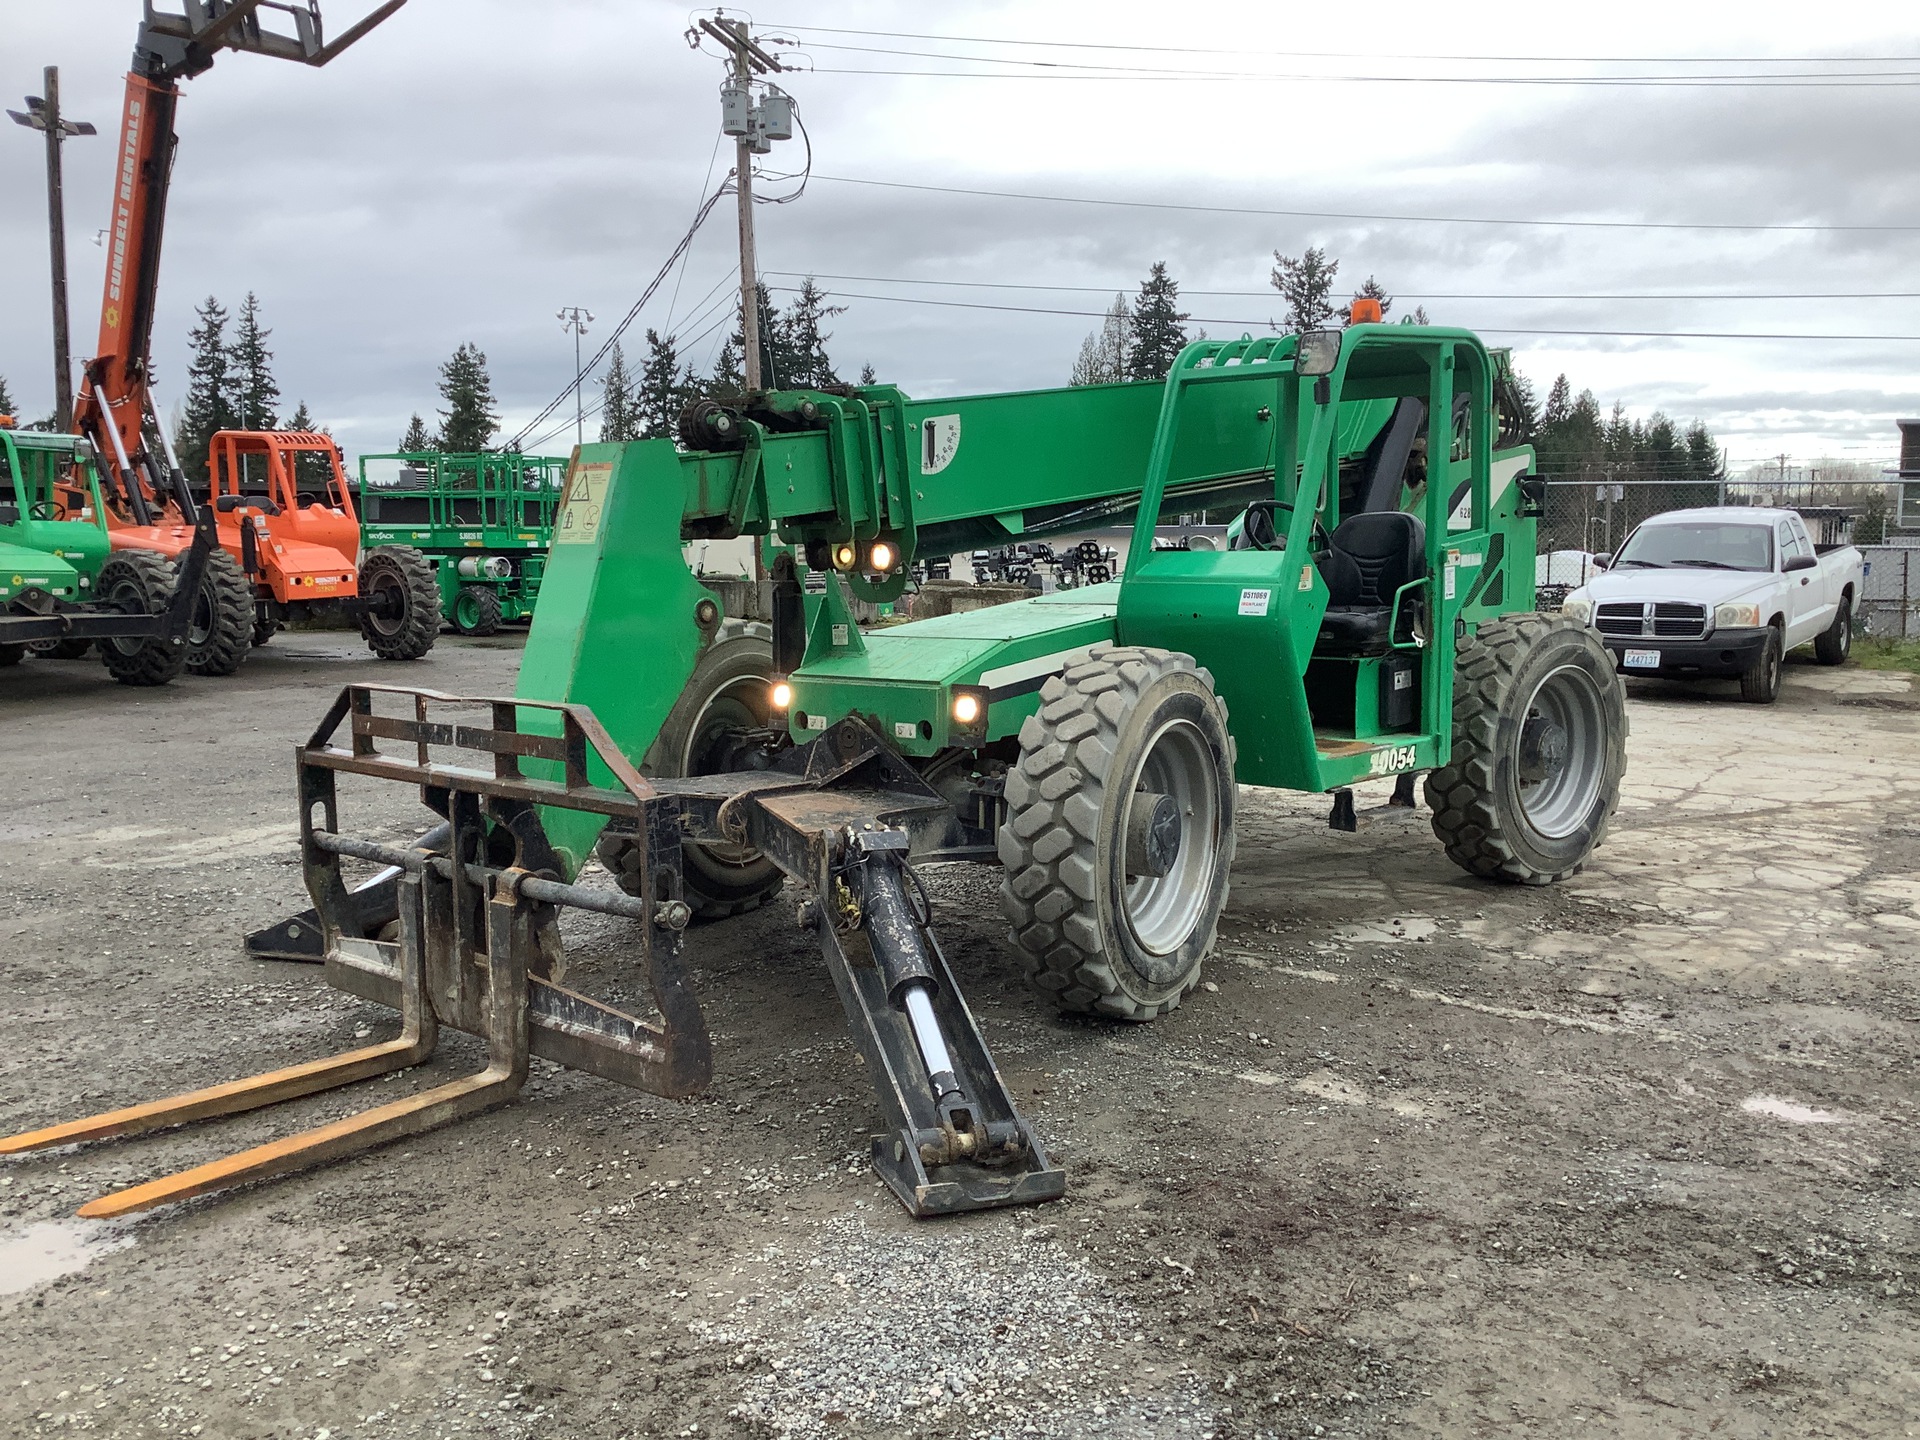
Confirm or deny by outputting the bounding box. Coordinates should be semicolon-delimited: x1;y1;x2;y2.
9;68;97;430
557;307;593;446
695;14;793;393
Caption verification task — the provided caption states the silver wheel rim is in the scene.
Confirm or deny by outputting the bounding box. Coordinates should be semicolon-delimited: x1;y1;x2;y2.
1120;717;1220;956
1516;663;1607;839
681;672;769;868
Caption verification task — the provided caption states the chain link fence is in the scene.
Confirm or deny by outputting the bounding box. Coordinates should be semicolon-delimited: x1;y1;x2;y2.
1861;546;1920;639
1538;479;1724;557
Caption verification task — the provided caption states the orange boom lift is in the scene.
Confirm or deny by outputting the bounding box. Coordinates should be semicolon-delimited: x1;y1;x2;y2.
72;2;438;672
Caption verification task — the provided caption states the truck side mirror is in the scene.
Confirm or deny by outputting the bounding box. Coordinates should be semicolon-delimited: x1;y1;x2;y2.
1783;553;1817;573
1592;552;1612;570
0;502;18;526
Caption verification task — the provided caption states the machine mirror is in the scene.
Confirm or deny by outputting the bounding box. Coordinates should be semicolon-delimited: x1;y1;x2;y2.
1295;330;1341;376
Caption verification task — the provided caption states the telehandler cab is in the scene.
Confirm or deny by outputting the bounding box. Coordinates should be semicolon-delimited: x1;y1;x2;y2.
7;321;1626;1219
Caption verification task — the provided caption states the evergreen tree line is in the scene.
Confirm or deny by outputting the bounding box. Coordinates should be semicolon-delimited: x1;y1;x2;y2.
173;292;330;484
1068;247;1722;480
397;341;499;454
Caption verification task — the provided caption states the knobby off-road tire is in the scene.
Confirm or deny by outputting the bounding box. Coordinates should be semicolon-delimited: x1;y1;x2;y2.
1426;613;1627;885
1739;625;1784;703
1814;597;1852;666
595;621;785;920
180;549;253;677
999;644;1237;1021
451;584;503;637
357;545;440;661
95;550;187;687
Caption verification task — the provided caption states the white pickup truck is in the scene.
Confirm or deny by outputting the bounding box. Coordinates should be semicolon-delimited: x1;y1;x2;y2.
1560;506;1863;703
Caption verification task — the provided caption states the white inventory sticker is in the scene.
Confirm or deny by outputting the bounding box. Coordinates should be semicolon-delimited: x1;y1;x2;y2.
1238;587;1273;617
1444;563;1458;600
894;722;917;739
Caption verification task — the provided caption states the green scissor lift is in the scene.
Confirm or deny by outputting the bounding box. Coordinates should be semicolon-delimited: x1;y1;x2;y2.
356;450;568;635
30;325;1629;1222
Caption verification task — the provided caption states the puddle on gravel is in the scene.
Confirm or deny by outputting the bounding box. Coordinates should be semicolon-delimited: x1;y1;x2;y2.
0;1219;135;1296
1335;915;1438;944
1742;1095;1848;1126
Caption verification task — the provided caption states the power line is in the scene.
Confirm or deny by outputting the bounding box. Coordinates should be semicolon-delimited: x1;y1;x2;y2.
763;269;1920;303
811;173;1920;234
768;24;1920;67
792;42;1920;87
765;284;1920;342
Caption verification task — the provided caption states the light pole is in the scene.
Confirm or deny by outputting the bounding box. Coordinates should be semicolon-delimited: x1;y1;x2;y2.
557;307;593;446
9;67;97;430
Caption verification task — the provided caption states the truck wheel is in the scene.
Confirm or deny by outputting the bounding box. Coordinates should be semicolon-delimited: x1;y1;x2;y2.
999;645;1236;1021
1813;598;1852;666
596;621;786;919
1427;613;1626;885
95;551;187;687
357;546;440;661
28;638;93;659
1739;626;1783;703
179;550;253;677
451;585;503;637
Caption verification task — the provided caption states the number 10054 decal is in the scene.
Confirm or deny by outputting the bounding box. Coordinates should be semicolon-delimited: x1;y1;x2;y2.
1367;745;1419;775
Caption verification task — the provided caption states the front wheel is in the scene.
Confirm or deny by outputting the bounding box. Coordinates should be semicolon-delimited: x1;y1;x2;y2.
999;645;1236;1021
95;551;188;687
1739;626;1783;703
1427;613;1627;885
1813;600;1852;666
450;584;502;637
180;549;253;677
357;546;440;661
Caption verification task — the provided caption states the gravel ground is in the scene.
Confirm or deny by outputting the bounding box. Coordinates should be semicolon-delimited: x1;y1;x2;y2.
3;632;1918;1440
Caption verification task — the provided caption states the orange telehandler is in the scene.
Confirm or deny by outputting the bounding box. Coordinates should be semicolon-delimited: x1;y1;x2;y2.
71;1;438;671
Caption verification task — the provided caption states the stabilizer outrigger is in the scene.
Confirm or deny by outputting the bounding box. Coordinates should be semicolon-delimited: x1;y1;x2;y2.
5;684;1060;1218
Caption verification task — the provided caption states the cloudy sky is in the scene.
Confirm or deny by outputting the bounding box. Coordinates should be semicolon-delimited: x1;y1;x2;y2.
2;1;1916;476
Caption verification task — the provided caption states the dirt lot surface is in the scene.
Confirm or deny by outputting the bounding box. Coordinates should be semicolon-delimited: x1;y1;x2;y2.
4;635;1919;1440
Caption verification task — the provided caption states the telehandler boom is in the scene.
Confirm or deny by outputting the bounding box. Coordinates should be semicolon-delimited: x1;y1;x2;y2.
8;321;1626;1219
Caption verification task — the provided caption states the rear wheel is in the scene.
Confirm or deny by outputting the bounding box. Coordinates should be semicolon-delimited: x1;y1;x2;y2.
596;622;786;919
1427;613;1626;884
450;584;502;637
180;549;253;676
357;546;439;661
28;637;93;659
95;551;187;687
1814;598;1852;666
999;645;1236;1021
1740;626;1783;703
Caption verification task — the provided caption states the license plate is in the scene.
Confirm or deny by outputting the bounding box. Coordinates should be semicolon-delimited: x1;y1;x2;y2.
1622;648;1661;669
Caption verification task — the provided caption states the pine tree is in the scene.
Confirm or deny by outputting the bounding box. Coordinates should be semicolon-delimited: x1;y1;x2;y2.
399;413;432;452
710;338;743;397
635;331;689;441
858;362;877;386
0;374;15;418
1126;262;1190;381
599;342;635;443
285;400;335;491
778;278;845;389
1349;275;1393;322
1542;374;1573;428
435;342;498;452
1069;295;1131;386
174;295;235;484
1683;421;1721;482
228;292;280;432
1271;247;1340;332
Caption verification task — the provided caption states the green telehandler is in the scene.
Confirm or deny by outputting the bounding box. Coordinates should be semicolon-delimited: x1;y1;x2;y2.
7;322;1626;1219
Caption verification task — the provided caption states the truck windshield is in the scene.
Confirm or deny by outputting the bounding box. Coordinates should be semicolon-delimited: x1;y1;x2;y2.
1614;522;1772;572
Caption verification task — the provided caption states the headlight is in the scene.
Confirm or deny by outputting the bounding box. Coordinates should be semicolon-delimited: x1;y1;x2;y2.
769;681;792;710
1714;603;1762;629
1561;596;1593;625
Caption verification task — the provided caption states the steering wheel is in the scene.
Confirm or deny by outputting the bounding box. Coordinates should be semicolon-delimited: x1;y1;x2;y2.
1239;500;1330;554
28;500;59;521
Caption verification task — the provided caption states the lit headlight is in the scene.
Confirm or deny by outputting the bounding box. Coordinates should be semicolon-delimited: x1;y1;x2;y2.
1561;595;1593;625
1714;602;1762;629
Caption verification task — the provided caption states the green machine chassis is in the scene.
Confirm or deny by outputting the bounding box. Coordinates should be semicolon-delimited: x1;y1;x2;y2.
356;451;568;635
36;327;1622;1222
0;428;216;683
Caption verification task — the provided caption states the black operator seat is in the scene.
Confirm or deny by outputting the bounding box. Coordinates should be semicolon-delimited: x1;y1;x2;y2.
1315;511;1426;656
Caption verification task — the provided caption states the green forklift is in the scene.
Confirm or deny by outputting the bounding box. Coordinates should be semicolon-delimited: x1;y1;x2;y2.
356;450;567;636
0;423;214;684
15;321;1628;1220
